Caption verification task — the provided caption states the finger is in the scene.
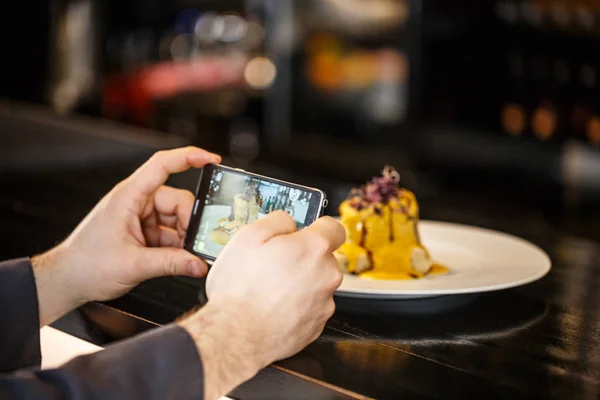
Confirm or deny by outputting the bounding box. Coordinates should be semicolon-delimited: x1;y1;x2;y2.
323;255;344;292
157;214;178;231
237;211;298;244
158;226;183;248
157;215;187;239
295;216;346;254
155;186;196;232
136;247;208;280
127;147;221;197
324;298;336;320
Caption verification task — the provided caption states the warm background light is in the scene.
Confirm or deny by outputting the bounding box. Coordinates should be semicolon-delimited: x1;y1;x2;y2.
244;57;276;89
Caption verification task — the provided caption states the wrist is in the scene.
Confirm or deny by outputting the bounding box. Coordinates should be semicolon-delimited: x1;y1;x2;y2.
31;244;87;326
178;299;267;400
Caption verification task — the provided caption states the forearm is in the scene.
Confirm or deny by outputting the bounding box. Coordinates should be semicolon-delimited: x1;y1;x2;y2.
1;324;204;400
178;300;266;400
31;246;85;327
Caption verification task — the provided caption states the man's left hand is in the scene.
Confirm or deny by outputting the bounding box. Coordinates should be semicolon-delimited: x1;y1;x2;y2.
32;146;219;326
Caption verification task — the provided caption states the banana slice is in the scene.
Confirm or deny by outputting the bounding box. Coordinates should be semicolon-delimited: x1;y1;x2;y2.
354;253;372;274
334;251;372;274
410;247;432;274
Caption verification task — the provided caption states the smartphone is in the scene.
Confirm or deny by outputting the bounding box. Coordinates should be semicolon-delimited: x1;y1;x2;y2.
184;164;328;262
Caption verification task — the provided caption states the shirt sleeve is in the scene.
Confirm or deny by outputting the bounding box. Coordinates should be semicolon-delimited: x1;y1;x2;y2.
1;324;205;400
0;258;206;399
0;258;42;372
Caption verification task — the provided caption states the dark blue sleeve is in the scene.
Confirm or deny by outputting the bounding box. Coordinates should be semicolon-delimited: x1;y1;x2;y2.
1;324;205;400
0;258;206;399
0;258;41;372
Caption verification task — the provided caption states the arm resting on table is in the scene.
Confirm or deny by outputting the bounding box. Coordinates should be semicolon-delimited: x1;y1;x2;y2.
0;258;206;399
0;324;205;400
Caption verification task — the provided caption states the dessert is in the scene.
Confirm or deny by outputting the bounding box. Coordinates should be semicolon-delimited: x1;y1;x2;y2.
210;181;263;246
334;166;447;280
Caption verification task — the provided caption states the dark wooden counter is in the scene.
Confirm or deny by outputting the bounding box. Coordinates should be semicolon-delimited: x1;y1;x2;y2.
1;103;599;399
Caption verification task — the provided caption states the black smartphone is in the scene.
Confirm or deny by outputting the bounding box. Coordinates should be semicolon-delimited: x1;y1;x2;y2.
184;164;328;263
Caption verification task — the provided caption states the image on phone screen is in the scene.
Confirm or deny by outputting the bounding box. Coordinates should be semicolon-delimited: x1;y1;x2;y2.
192;167;317;259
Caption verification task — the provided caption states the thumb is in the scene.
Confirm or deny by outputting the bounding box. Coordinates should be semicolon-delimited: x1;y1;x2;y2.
137;247;208;280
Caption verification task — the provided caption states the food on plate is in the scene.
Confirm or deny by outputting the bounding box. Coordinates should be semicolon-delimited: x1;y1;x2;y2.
334;166;448;280
209;219;243;246
210;182;263;246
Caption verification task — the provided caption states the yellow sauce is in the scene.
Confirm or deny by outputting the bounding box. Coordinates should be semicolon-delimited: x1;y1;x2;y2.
429;263;449;276
363;207;391;252
335;181;450;280
371;242;414;276
339;242;368;274
359;270;414;280
358;263;448;280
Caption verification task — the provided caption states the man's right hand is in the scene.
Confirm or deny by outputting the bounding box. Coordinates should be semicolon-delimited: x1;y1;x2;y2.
178;211;345;400
208;211;346;362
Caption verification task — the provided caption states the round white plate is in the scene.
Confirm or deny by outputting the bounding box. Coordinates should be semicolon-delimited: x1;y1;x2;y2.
335;220;551;299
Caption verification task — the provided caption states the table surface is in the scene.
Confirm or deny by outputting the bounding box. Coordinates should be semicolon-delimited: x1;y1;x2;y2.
2;106;600;400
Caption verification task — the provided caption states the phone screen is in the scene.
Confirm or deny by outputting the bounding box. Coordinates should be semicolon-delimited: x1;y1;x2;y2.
188;165;323;259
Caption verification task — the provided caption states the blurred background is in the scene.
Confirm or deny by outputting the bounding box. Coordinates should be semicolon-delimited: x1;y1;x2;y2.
2;0;600;246
3;4;600;395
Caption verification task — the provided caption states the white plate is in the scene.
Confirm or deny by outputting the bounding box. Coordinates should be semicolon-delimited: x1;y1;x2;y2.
335;220;551;299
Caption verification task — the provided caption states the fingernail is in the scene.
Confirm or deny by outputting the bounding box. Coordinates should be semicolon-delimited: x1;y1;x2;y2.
211;153;222;163
187;259;205;276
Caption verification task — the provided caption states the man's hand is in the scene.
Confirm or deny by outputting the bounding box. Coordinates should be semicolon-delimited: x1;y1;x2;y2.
32;146;220;326
178;211;345;400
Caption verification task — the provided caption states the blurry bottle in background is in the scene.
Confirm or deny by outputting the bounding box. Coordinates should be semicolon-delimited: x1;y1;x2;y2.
583;61;600;147
99;5;266;137
569;60;595;143
48;0;100;115
501;47;529;137
531;48;565;143
501;102;528;137
586;115;600;147
531;100;559;141
496;0;598;35
363;49;409;127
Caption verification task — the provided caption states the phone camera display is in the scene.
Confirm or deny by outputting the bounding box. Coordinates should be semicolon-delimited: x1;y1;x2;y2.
194;169;313;258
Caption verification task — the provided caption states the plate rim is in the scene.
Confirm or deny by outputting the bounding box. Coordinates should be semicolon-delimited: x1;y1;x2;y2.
334;219;551;298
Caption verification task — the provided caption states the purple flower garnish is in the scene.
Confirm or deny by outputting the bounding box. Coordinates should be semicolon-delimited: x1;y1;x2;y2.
347;166;402;209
